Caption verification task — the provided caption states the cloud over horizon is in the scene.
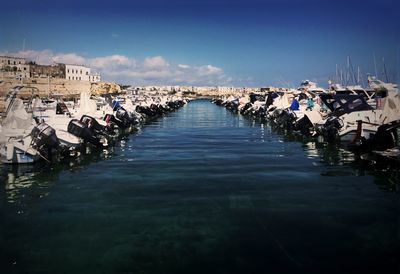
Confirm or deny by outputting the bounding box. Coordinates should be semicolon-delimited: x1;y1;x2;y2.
1;49;232;86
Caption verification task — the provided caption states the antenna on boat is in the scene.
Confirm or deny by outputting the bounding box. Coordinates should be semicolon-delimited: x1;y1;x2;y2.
397;46;400;84
382;57;389;83
340;67;344;86
346;56;350;86
373;53;378;78
348;57;357;85
359;67;366;87
335;64;339;84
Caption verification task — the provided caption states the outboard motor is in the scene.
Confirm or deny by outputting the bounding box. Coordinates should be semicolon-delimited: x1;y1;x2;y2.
322;116;344;142
150;104;163;116
350;120;400;153
104;113;124;130
226;99;239;112
240;102;253;115
277;109;297;130
136;105;156;117
80;115;106;133
294;115;314;136
67;119;105;148
214;99;224;106
116;107;135;128
30;122;59;161
31;122;59;149
253;105;268;118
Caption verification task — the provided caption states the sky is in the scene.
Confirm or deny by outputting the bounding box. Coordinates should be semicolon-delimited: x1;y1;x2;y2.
1;0;399;87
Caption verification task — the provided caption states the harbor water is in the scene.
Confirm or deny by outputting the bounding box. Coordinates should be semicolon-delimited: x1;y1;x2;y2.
1;100;399;274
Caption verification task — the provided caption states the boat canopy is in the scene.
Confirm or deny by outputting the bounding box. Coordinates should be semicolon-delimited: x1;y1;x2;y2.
319;94;373;116
249;93;266;103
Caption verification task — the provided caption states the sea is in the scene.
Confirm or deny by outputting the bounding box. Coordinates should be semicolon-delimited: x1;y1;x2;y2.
1;99;399;274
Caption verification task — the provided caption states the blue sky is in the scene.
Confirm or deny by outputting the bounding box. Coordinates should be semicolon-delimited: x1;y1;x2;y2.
1;0;399;86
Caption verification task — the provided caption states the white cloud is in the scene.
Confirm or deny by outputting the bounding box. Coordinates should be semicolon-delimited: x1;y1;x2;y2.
198;64;223;76
7;49;54;65
53;53;86;65
178;64;190;69
143;56;169;69
0;49;232;85
90;54;135;69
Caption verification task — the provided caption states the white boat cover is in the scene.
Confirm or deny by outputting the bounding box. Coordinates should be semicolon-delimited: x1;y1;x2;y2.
2;98;33;130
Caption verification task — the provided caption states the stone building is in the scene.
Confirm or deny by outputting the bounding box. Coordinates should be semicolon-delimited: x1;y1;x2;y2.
29;63;65;78
0;56;30;79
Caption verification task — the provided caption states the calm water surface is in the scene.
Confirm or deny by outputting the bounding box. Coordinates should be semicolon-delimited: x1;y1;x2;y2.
1;100;399;274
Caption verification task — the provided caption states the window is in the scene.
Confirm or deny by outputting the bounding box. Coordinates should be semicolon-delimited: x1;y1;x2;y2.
69;76;70;80
23;67;26;70
86;71;89;75
68;69;69;73
80;70;82;74
8;60;10;65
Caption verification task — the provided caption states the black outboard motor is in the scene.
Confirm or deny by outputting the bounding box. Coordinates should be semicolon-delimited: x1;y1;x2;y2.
104;113;126;130
322;116;344;142
31;122;59;149
294;115;314;136
67;119;104;148
80;115;106;133
150;104;163;116
350;120;400;153
30;122;59;161
254;105;267;118
240;102;253;115
226;100;239;112
136;105;155;117
275;109;297;130
214;99;224;106
265;94;275;108
115;107;134;128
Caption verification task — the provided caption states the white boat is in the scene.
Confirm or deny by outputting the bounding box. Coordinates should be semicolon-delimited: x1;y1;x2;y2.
316;77;400;142
0;137;41;164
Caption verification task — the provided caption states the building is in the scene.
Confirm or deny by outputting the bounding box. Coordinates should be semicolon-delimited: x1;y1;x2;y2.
0;56;102;82
89;73;101;82
65;64;101;82
30;63;65;78
65;64;91;81
0;56;30;79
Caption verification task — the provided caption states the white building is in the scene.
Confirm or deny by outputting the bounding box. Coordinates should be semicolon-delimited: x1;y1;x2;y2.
89;73;101;82
65;64;101;82
0;56;30;79
65;64;91;81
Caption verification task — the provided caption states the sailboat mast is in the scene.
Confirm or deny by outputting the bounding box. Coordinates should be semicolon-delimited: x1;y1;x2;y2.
382;57;389;82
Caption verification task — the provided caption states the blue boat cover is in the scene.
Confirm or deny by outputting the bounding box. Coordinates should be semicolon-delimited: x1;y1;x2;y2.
290;98;299;110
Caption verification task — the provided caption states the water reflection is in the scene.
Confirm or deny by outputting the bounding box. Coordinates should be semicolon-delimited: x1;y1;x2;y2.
262;120;399;192
0;146;118;209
